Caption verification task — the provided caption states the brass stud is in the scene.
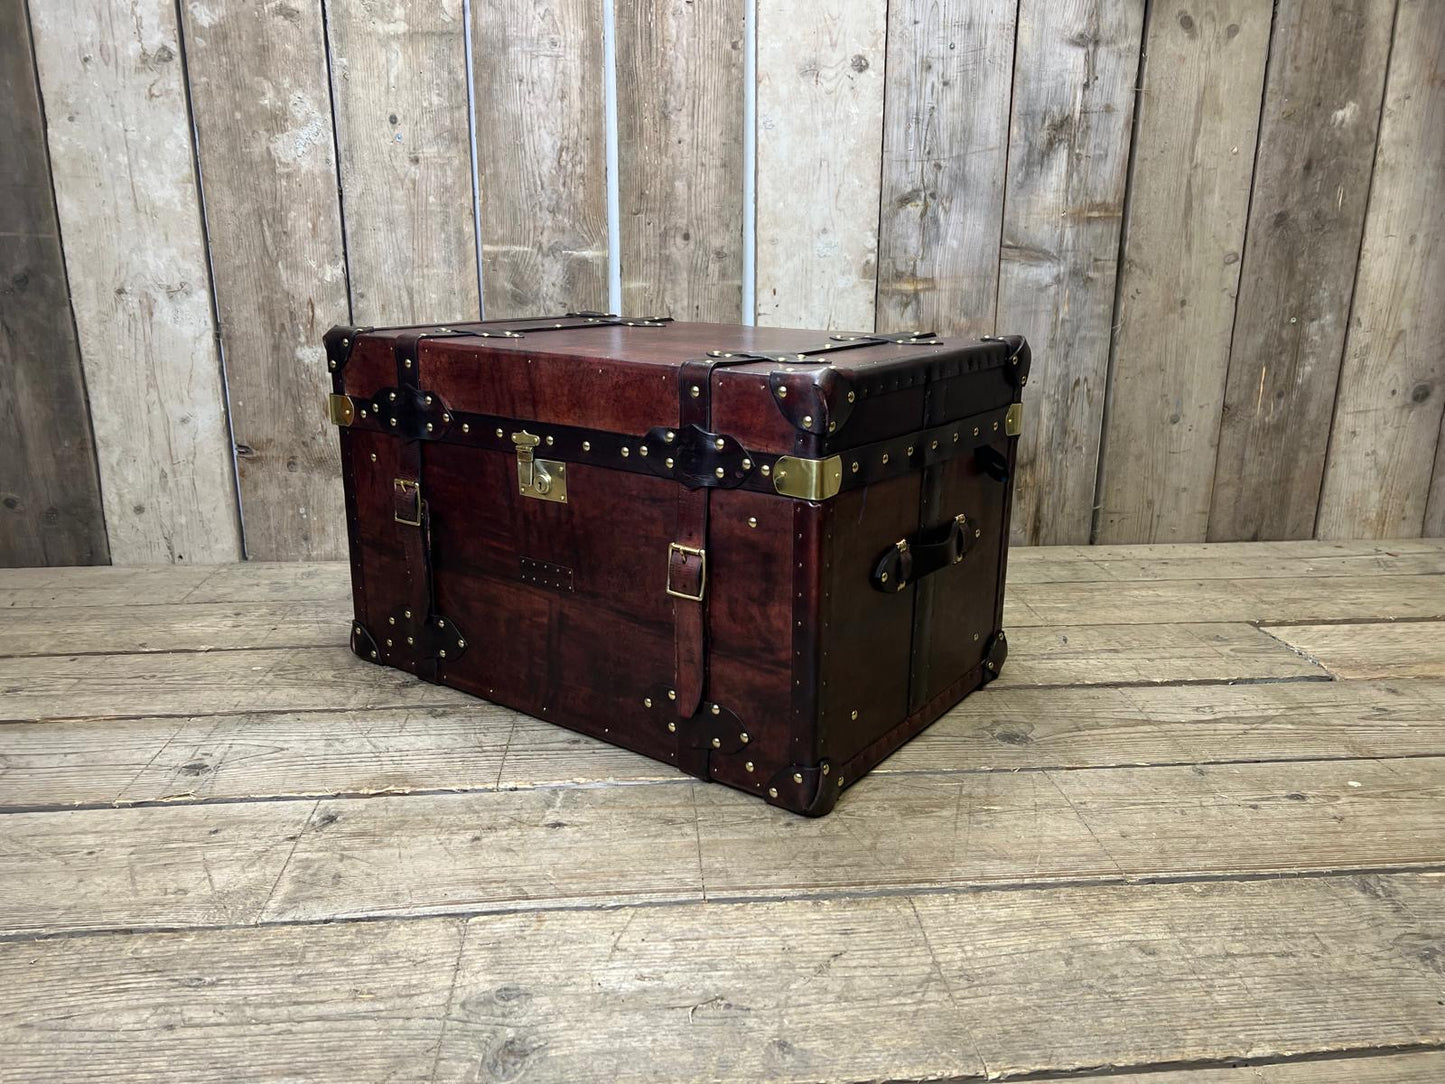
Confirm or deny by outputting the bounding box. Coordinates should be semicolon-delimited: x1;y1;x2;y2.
667;721;677;732
370;453;377;462
665;431;675;443
389;418;397;427
639;445;649;457
341;338;349;347
404;610;412;619
426;423;434;432
621;446;630;457
370;650;378;659
711;737;721;749
690;385;701;398
715;466;725;478
546;435;555;446
360;409;368;418
850;710;858;720
906;445;915;456
741;458;752;470
740;732;749;743
496;428;504;438
388;392;397;402
745;761;755;773
404;359;412;369
793;772;803;784
711;703;721;715
802;415;813;428
437;619;445;628
667;689;677;701
761;464;771;477
425;395;433;405
930;439;938;451
458;639;466;648
747;516;757;528
880;571;889;583
768;787;779;798
828;421;836;432
975;528;981;538
973;632;980;641
973;426;980;437
644;697;653;708
851;461;860;473
822;763;830;775
881;453;890;465
462;423;470;433
386;638;393;647
715;438;726;451
952;432;959;443
776;386;787;399
847;391;855;403
443;413;451;423
582;441;591;452
665;457;675;468
837;777;844;787
992;421;999;431
439;649;447;659
388;617;396;625
406;636;414;645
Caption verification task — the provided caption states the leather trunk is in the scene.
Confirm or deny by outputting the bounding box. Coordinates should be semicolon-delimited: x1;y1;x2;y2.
323;315;1029;816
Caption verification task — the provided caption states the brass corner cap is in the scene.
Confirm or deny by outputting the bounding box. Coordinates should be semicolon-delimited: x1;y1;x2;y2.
772;455;843;501
327;393;355;426
1005;402;1023;437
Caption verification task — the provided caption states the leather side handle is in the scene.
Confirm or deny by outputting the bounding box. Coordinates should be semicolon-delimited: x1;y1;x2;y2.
871;513;979;593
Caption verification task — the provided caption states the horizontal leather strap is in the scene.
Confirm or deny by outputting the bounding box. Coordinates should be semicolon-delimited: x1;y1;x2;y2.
871;513;980;593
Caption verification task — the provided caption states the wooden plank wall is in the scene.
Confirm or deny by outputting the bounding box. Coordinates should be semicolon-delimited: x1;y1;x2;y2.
6;0;1443;566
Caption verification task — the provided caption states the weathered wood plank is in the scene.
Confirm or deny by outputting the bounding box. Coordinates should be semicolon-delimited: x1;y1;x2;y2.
996;622;1324;687
472;0;606;317
1266;622;1445;680
0;917;462;1084
1208;1;1394;542
0;561;349;609
0;800;314;936
1000;0;1145;545
0;600;346;657
875;0;1016;338
329;0;479;324
29;0;242;565
616;0;745;321
4;878;1441;1083
1317;0;1445;540
1005;573;1445;626
754;0;886;330
7;676;1441;811
0;647;470;723
177;0;350;563
1102;1053;1445;1083
0;707;515;811
908;874;1445;1078
1094;1;1271;543
1010;539;1445;583
0;0;108;568
698;757;1445;899
262;786;704;923
9;758;1442;933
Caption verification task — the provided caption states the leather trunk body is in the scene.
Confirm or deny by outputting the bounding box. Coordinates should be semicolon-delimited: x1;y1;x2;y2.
324;315;1029;815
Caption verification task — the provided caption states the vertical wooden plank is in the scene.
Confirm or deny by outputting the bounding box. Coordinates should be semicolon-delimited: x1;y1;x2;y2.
754;0;886;331
616;0;746;322
1094;1;1271;544
0;0;108;567
179;0;350;562
875;0;1016;339
1207;1;1394;542
1428;414;1445;537
1317;0;1445;540
998;0;1146;546
29;0;242;565
472;0;607;319
328;0;480;325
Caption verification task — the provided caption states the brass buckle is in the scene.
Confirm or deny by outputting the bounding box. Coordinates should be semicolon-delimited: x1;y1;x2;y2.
666;543;706;602
394;479;422;526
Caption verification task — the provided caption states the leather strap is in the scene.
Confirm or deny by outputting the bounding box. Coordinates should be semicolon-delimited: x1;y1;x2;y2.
670;359;714;719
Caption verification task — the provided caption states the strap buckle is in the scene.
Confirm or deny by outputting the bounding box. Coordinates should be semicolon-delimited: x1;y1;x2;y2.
666;543;706;602
393;479;423;526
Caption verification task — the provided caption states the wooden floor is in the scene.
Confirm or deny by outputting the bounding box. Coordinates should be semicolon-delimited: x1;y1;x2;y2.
1;541;1443;1082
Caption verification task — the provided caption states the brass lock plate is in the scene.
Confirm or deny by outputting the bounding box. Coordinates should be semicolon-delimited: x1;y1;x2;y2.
512;431;568;503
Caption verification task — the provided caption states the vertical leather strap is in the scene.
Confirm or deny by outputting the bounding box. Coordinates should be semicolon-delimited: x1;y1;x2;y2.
670;359;715;719
392;330;444;681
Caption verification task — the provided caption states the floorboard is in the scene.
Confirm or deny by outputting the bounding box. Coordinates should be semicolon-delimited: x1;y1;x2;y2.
1;543;1441;1081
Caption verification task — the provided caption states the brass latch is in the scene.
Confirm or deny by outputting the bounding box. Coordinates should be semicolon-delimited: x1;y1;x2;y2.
512;431;568;503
